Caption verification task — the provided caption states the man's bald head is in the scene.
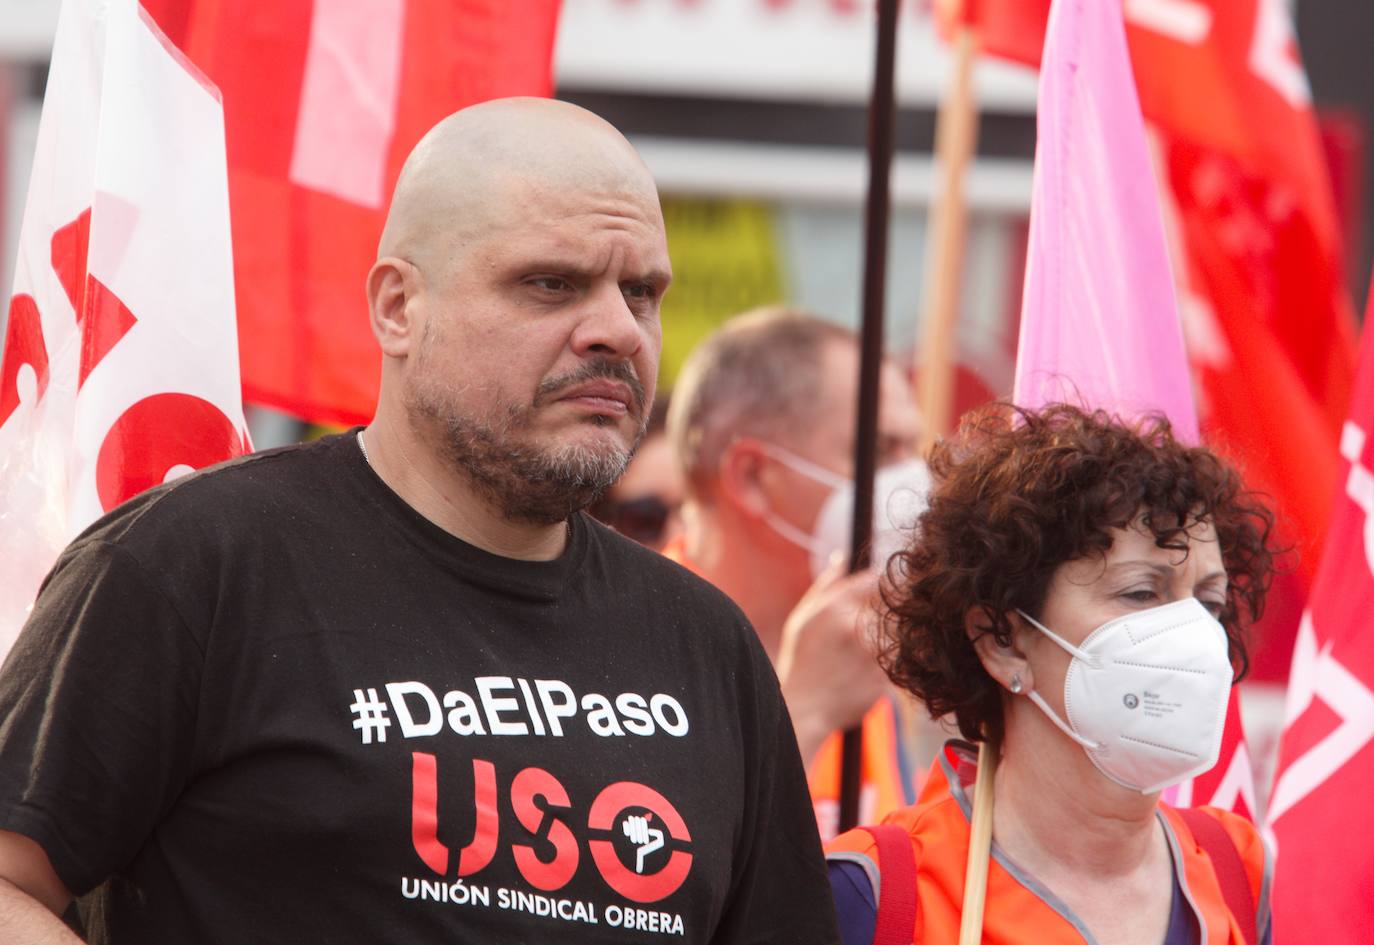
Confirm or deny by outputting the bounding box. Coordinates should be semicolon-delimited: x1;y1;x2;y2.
366;99;670;529
379;97;660;273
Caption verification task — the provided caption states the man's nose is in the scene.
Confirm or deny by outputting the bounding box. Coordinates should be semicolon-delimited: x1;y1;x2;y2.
569;282;643;360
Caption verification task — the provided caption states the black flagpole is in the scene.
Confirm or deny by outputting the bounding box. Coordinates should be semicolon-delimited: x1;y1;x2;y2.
839;0;900;835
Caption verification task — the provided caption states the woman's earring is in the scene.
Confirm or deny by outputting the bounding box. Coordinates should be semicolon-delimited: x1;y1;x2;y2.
1009;674;1024;695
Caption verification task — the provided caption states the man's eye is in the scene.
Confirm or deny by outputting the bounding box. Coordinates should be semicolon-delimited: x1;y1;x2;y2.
529;276;573;292
1123;590;1158;604
623;282;657;301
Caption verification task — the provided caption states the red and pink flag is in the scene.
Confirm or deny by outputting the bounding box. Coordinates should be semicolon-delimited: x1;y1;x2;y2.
949;0;1357;687
1137;0;1358;686
0;0;249;651
142;0;564;427
1267;288;1374;942
1011;0;1255;817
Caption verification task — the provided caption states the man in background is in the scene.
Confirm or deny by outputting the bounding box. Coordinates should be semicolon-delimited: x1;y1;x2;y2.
665;308;926;839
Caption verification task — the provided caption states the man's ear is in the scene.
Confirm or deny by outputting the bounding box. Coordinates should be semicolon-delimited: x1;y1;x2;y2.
965;606;1033;695
716;439;771;519
367;257;421;358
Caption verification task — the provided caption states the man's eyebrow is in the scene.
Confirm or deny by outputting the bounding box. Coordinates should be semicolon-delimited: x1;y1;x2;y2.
512;258;590;277
513;261;672;287
638;268;673;289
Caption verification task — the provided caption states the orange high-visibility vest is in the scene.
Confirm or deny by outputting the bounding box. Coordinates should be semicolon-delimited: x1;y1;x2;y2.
807;700;918;842
825;741;1272;944
660;536;918;840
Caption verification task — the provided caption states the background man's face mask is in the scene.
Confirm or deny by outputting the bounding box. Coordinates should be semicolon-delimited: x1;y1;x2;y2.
1015;597;1232;794
755;443;930;577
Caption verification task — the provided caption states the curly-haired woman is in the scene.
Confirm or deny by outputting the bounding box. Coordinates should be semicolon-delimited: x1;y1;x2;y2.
826;403;1277;945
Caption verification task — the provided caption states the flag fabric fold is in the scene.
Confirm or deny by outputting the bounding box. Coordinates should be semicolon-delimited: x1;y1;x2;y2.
0;0;249;652
1011;0;1253;816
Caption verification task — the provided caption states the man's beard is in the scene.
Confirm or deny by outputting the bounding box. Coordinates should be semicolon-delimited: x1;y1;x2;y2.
407;358;648;526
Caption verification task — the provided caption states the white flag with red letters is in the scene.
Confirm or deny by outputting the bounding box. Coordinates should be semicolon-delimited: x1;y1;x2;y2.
0;0;249;653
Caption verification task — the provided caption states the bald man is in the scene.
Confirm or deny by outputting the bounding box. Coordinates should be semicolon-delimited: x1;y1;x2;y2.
0;100;838;945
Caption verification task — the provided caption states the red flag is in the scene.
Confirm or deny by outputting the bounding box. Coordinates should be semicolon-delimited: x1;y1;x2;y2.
935;0;1050;67
1130;0;1356;810
0;0;249;651
144;0;563;426
1267;292;1374;944
1132;0;1357;589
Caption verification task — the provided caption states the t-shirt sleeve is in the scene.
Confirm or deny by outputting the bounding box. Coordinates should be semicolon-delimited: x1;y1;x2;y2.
708;621;841;944
0;539;204;895
828;860;878;945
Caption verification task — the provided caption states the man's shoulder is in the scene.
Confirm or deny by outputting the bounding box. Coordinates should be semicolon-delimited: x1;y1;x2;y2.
582;517;763;654
71;433;351;555
585;517;749;617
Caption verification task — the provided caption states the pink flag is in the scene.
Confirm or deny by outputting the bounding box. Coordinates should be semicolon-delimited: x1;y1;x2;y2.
1012;0;1252;815
0;0;249;653
1013;0;1198;444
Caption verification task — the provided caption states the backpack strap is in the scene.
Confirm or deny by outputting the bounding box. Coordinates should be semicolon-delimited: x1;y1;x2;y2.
1177;808;1257;945
859;825;918;945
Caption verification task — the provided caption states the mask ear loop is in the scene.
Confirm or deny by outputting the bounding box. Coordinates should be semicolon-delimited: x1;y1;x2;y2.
1025;690;1102;751
1013;609;1104;751
761;510;826;556
1015;609;1096;665
754;442;851;491
752;442;849;558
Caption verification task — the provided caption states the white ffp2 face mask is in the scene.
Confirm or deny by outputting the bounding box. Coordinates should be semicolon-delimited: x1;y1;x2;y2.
1015;597;1232;794
755;444;848;563
756;444;930;577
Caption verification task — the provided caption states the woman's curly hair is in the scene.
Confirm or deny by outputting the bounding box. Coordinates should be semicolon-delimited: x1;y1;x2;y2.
881;403;1277;746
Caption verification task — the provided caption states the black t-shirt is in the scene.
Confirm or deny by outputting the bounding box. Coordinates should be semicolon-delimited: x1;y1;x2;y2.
0;432;838;944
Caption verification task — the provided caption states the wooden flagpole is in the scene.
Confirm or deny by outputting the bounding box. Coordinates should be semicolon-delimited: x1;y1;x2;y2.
929;10;998;940
958;739;999;945
838;0;901;835
917;19;980;455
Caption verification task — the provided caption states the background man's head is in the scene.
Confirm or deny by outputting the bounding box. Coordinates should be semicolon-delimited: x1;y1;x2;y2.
668;308;920;587
367;98;672;524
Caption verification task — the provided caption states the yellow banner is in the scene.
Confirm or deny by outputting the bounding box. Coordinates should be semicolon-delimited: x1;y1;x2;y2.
658;197;784;388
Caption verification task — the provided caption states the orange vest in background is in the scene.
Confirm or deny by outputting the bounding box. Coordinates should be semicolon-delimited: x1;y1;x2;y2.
807;700;919;842
659;536;918;841
825;741;1272;944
